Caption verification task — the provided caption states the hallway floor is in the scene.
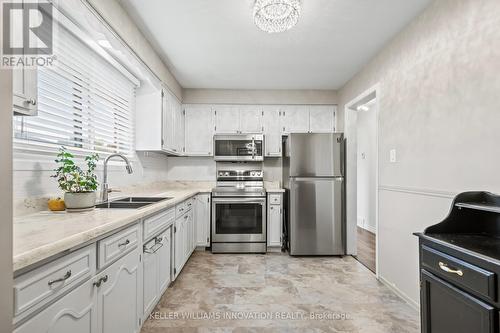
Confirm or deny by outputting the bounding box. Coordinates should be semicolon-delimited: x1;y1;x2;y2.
141;251;418;333
355;227;376;273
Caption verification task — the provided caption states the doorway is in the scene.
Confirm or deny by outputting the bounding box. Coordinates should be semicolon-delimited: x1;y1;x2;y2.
345;86;379;274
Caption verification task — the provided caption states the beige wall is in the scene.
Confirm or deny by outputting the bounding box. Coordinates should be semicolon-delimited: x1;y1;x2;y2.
86;0;182;100
0;64;13;332
338;0;500;304
183;88;338;105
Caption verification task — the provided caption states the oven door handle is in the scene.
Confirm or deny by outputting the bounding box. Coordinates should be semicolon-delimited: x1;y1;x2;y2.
212;197;266;204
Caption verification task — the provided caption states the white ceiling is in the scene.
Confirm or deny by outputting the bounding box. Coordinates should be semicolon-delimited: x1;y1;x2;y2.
119;0;431;90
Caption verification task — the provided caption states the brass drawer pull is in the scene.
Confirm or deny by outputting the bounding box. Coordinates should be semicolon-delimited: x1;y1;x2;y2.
48;270;72;286
439;262;464;276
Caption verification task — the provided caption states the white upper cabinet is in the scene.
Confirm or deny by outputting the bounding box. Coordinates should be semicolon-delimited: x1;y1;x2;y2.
213;105;263;134
309;105;336;133
174;100;185;153
263;106;282;157
239;105;263;133
136;86;183;155
282;105;309;133
184;105;214;156
13;67;38;116
214;105;239;133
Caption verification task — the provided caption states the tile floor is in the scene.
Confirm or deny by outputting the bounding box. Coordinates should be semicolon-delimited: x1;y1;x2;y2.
141;251;419;333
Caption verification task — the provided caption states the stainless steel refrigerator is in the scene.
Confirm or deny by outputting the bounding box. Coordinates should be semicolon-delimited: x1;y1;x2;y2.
282;133;345;255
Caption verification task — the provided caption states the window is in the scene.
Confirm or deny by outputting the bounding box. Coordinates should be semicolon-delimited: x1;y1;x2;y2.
14;24;136;157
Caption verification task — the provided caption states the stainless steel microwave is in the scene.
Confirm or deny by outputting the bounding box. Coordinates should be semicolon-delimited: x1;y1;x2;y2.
213;134;264;161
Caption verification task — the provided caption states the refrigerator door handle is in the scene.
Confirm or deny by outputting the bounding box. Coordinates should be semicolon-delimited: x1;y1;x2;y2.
291;176;344;182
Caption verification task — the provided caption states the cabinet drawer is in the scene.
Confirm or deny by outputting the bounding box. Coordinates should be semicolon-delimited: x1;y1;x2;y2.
176;202;187;217
269;194;281;205
14;244;96;318
185;198;194;212
98;224;139;269
421;245;496;302
143;207;175;241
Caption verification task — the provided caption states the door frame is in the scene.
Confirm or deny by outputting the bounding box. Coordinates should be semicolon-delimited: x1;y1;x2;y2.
344;83;380;277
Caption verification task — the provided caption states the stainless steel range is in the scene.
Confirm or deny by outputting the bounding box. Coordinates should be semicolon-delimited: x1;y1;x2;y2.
212;169;267;253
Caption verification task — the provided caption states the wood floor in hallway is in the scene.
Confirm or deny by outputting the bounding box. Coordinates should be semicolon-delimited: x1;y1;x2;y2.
355;227;376;273
141;251;418;333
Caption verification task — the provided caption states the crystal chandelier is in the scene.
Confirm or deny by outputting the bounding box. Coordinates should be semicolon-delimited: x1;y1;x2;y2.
253;0;301;34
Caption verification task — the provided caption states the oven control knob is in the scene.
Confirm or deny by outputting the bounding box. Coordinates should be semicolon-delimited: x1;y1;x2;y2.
224;172;229;176
250;172;255;176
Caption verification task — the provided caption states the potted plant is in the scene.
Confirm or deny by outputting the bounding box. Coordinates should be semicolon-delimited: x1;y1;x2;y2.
52;147;99;211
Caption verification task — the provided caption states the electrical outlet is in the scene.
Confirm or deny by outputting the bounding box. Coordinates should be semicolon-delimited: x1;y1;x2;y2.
390;149;397;163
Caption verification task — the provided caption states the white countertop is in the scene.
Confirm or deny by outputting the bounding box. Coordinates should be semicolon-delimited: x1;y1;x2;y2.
13;183;212;274
13;181;284;274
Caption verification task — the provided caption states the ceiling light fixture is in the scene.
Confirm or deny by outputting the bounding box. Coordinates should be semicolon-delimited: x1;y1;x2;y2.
253;0;301;34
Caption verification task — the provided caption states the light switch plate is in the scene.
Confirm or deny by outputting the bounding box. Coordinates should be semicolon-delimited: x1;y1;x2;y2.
390;149;397;163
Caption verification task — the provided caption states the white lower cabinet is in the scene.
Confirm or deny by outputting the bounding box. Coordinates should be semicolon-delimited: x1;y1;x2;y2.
157;228;172;295
142;227;172;320
14;279;97;333
142;238;159;320
267;193;283;248
173;199;196;279
97;248;142;333
195;194;211;247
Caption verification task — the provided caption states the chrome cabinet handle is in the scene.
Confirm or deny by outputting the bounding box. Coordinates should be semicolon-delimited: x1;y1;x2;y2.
144;238;164;254
48;270;72;286
439;262;463;276
118;239;130;247
93;275;109;288
26;98;37;106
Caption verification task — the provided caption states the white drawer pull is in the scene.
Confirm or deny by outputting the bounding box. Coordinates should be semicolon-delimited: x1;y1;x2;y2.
439;262;464;276
47;270;72;286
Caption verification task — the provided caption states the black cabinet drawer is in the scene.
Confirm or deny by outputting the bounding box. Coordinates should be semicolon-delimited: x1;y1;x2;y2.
422;245;496;302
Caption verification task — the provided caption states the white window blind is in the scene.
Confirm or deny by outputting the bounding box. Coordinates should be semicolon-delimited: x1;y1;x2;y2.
14;24;136;157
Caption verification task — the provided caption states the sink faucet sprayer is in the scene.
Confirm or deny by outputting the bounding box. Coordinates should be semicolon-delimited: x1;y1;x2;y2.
100;153;133;202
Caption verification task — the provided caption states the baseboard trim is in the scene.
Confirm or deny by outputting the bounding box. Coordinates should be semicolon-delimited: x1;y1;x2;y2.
379;185;456;199
358;224;376;234
378;275;419;311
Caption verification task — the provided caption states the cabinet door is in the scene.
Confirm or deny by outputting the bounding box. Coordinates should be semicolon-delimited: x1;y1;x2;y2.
13;67;37;116
162;89;176;152
183;213;191;260
14;280;97;333
12;3;37;116
174;218;184;279
97;249;141;333
420;270;495;333
195;194;211;247
214;105;239;133
268;205;282;247
184;106;214;156
174;100;185;153
142;238;158;320
309;105;335;133
157;228;172;295
282;105;309;133
263;106;282;157
239;105;263;133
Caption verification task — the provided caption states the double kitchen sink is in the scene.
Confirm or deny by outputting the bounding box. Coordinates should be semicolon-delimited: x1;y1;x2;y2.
96;197;172;209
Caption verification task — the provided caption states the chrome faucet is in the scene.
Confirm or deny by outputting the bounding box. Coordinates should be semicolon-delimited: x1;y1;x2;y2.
101;154;133;203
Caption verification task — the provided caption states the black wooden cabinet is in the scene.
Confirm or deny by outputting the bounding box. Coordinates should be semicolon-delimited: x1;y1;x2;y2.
420;270;495;333
415;192;500;333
